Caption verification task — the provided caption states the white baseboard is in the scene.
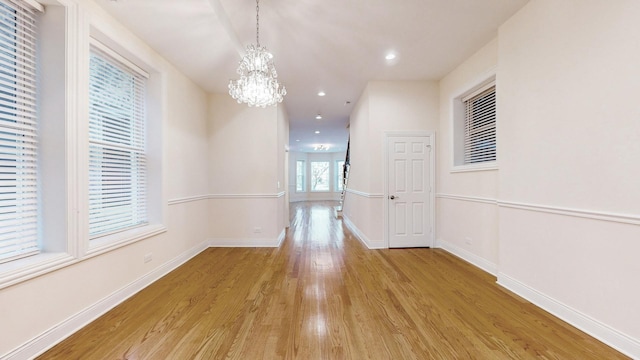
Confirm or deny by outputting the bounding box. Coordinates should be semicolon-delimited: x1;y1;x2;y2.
498;273;640;359
342;215;386;249
437;239;498;276
276;228;286;247
3;241;209;360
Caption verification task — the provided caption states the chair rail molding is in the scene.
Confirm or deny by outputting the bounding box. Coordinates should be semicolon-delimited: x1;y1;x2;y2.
498;200;640;226
436;193;497;205
168;193;287;205
345;188;384;199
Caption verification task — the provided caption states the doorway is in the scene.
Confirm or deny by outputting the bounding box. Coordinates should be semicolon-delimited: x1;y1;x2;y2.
385;133;435;248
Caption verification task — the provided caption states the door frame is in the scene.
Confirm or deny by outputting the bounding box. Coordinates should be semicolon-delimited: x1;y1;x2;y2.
383;131;436;248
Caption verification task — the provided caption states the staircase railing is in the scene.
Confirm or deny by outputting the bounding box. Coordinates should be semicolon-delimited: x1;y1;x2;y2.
336;137;350;218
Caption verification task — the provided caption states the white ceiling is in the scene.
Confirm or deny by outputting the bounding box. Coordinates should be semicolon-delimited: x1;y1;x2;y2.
96;0;528;153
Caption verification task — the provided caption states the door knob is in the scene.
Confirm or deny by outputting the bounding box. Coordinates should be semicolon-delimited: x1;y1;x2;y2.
389;195;396;200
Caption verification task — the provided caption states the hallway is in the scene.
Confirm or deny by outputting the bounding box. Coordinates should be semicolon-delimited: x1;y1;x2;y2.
40;202;627;359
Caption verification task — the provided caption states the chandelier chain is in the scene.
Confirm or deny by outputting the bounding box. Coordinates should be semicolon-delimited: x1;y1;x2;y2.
228;0;286;107
256;0;260;46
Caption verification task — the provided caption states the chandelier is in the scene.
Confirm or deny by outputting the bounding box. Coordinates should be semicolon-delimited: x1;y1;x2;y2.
228;0;286;107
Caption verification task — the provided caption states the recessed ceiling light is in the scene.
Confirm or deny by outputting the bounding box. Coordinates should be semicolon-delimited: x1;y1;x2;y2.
295;139;300;142
318;91;326;97
385;53;396;60
315;130;320;134
316;114;322;120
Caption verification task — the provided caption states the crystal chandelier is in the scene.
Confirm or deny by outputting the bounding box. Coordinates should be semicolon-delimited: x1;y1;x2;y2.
229;0;286;107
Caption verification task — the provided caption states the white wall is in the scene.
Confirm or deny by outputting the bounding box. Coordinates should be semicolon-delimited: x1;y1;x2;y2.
0;0;211;357
5;0;640;357
344;81;439;248
496;0;640;354
207;94;285;245
436;39;500;274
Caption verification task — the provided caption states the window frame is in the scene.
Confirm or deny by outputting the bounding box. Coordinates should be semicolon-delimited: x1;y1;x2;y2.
84;31;166;256
0;0;79;289
451;72;498;173
310;161;330;192
88;39;149;239
0;2;168;289
295;159;305;192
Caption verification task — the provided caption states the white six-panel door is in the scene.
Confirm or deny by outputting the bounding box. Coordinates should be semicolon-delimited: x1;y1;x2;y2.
387;135;433;248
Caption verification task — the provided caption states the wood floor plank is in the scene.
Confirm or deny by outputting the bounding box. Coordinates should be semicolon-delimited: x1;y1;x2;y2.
39;201;629;359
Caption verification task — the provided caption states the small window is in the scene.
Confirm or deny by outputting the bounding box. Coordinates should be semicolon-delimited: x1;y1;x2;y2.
0;0;39;263
335;160;345;192
296;160;305;192
88;41;148;238
463;84;496;164
310;161;330;192
453;78;497;170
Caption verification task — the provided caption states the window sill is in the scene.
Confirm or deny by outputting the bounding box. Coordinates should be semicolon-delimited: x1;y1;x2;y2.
0;224;167;290
0;252;77;290
451;162;498;173
87;223;167;259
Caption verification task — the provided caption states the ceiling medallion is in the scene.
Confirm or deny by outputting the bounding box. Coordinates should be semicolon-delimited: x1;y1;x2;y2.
228;0;286;107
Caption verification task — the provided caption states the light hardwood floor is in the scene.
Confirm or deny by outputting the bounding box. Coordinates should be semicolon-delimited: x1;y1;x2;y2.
39;201;628;359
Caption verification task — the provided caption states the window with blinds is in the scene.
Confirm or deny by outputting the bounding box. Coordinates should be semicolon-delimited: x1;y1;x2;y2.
89;43;147;238
0;0;39;263
463;84;496;164
296;160;305;192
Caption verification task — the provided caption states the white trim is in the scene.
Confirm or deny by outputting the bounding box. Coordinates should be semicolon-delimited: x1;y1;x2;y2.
498;200;640;226
168;193;287;205
3;241;209;360
0;253;76;290
89;38;149;78
450;162;498;173
276;228;286;246
65;0;84;260
462;80;496;102
436;196;640;226
24;0;45;12
436;193;498;205
86;224;167;258
497;273;640;359
437;239;498;276
167;195;209;205
342;214;385;249
209;193;285;199
345;188;384;198
208;237;283;248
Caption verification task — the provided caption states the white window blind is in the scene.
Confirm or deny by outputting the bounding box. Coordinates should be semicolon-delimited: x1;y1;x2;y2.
0;0;39;263
89;43;147;238
463;84;496;164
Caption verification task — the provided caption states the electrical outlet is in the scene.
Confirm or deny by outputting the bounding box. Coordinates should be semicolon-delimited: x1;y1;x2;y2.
253;227;262;234
465;237;473;245
144;253;153;263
